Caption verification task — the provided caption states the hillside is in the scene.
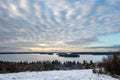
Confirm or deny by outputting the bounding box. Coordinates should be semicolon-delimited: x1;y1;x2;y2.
0;69;119;80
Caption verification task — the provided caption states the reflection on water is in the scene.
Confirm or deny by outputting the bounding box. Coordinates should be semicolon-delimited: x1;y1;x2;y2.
0;54;106;63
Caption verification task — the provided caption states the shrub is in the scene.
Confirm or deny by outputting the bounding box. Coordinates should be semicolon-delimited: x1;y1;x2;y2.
102;52;120;76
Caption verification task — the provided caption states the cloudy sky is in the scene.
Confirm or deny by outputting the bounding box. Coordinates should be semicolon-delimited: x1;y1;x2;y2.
0;0;120;52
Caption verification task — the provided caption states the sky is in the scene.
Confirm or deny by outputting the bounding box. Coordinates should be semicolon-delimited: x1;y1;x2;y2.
0;0;120;52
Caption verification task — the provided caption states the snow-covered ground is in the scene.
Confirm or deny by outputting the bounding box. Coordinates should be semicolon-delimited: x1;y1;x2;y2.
0;69;119;80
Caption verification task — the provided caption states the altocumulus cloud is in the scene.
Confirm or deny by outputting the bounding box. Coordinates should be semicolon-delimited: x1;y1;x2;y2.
0;0;120;51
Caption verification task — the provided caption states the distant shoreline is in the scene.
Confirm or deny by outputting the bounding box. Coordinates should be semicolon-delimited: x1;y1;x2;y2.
0;52;115;55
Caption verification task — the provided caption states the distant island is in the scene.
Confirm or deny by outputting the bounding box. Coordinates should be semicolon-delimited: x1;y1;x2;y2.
57;53;80;57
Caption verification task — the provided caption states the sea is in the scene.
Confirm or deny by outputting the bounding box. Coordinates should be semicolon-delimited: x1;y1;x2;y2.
0;52;112;63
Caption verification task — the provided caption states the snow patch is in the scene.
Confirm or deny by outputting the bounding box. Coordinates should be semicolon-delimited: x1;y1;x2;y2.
0;69;119;80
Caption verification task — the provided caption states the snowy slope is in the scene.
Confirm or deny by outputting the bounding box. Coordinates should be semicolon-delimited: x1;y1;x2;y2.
0;69;119;80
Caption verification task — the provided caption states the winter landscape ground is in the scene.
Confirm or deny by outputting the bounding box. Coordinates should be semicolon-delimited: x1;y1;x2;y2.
0;69;119;80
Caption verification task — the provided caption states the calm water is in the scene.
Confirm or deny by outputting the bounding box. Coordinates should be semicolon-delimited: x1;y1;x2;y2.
0;53;106;63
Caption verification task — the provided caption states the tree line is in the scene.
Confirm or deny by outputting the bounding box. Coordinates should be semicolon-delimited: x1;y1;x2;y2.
0;60;95;73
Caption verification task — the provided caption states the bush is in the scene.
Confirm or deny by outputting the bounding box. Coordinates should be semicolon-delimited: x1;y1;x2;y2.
92;68;96;73
102;52;120;75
